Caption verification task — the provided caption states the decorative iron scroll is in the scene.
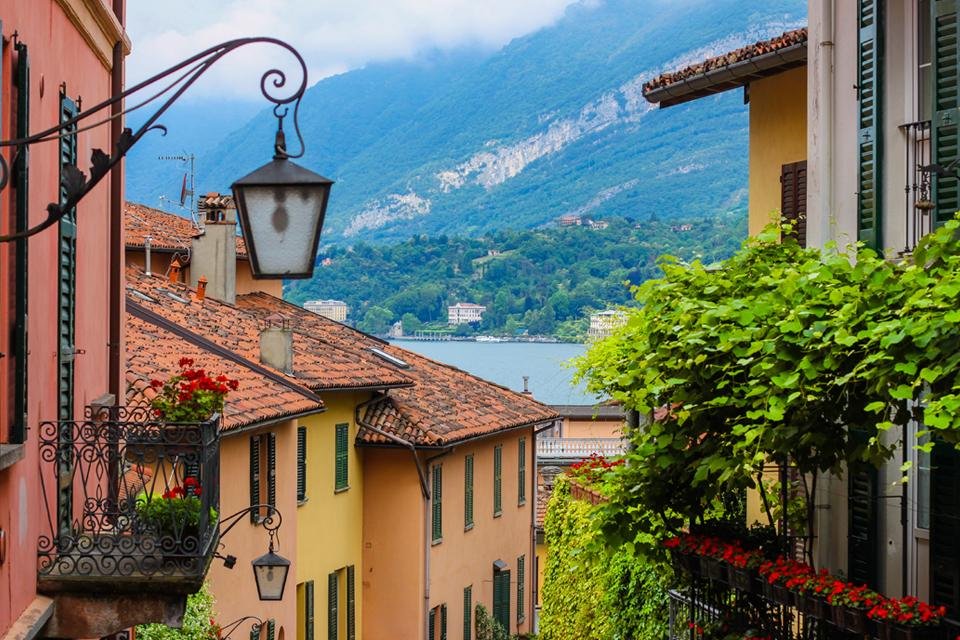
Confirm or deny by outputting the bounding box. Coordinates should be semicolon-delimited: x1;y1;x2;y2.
37;406;221;580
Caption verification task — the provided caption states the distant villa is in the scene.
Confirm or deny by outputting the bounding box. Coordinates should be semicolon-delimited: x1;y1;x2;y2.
448;302;486;325
304;299;348;322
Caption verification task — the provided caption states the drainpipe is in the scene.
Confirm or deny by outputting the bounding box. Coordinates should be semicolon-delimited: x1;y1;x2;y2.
108;0;125;401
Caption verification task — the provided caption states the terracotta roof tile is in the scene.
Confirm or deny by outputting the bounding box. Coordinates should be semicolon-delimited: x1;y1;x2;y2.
125;201;248;257
126;266;412;391
236;293;560;446
126;314;323;431
643;28;807;102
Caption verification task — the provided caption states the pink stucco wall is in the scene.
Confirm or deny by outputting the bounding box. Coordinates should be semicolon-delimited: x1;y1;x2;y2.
0;1;124;633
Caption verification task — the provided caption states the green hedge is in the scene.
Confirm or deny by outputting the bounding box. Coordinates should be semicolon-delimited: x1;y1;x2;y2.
540;477;670;640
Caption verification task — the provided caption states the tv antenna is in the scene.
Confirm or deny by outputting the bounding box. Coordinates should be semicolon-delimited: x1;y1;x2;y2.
158;153;199;228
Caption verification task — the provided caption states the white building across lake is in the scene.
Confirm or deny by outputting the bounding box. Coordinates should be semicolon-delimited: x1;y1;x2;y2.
304;299;348;322
447;302;486;325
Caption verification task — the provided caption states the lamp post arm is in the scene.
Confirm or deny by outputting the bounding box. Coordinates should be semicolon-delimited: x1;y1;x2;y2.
0;36;308;243
218;615;266;640
218;504;283;540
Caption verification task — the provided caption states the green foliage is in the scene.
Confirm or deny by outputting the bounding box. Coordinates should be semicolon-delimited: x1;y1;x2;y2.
474;603;511;640
288;214;745;339
136;583;219;640
540;477;670;640
575;218;960;547
135;489;218;536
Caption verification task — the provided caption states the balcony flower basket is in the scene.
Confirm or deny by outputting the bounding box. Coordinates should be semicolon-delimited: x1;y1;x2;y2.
868;596;947;640
136;479;218;560
728;566;756;593
700;556;728;584
827;583;881;634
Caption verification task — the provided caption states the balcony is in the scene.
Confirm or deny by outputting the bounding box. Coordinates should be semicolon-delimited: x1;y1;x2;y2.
537;437;625;464
668;561;960;640
36;405;220;597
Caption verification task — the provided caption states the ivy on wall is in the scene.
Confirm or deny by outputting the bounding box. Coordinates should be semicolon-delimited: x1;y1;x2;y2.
540;477;670;640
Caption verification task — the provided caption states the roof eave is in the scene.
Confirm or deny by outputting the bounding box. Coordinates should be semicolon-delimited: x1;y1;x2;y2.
356;415;560;449
643;41;807;108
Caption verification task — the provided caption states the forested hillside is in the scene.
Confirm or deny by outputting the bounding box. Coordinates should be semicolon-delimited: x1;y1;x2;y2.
286;212;746;339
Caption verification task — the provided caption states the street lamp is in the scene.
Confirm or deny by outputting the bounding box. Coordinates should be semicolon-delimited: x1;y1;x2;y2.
0;36;332;282
218;504;291;602
231;120;333;279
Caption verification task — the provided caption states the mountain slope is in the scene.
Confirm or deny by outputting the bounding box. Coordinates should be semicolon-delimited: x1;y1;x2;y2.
126;0;805;242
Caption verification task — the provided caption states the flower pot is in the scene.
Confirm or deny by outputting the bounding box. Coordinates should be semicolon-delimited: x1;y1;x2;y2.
728;566;756;593
836;607;868;635
877;623;940;640
702;557;728;584
795;593;828;618
770;583;792;606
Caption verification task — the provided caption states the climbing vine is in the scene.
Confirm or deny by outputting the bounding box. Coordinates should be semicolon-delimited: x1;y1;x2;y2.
575;218;960;547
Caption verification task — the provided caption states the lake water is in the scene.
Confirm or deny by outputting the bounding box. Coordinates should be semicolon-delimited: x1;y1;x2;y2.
388;340;601;406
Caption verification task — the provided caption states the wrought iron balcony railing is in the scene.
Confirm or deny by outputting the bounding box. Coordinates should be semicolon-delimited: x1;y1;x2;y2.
900;120;933;253
537;437;625;462
37;406;221;593
669;563;960;640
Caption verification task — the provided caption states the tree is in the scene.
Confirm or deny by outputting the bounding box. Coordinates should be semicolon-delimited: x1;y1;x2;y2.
136;583;218;640
359;306;394;335
400;312;422;333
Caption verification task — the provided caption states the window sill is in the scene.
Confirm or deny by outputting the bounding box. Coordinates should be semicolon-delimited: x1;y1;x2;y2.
432;538;443;546
518;500;526;507
464;523;474;532
0;443;25;472
297;497;309;507
493;511;502;519
334;486;350;494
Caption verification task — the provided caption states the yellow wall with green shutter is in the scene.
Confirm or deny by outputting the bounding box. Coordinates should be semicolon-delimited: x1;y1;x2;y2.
747;66;808;236
296;391;371;640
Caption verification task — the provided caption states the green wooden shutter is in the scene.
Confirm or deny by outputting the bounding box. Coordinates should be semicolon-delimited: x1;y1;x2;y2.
933;0;960;227
494;445;502;516
305;580;316;640
335;423;349;490
428;608;435;640
464;454;474;529
493;569;510;633
328;571;338;640
11;38;29;444
857;0;884;250
463;586;472;640
267;432;277;508
250;436;261;522
848;458;879;588
346;565;356;640
517;555;525;623
266;619;275;640
297;426;308;502
58;91;78;422
931;440;960;613
518;438;526;505
250;623;260;640
432;465;443;542
440;604;447;640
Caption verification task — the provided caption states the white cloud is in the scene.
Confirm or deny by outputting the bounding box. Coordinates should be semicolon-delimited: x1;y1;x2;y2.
126;0;579;102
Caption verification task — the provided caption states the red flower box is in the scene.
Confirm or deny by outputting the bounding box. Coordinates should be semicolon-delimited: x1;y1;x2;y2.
728;566;756;593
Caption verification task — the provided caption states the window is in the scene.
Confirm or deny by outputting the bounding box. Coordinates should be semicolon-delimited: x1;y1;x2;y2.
919;0;932;121
492;565;510;633
917;430;932;530
250;433;277;522
6;38;29;445
58;89;79;423
493;444;502;516
463;586;472;640
335;423;349;491
464;454;474;529
517;438;526;505
303;580;315;640
440;604;447;640
517;555;525;623
428;604;447;640
327;571;338;640
346;565;356;640
432;464;443;543
297;426;308;503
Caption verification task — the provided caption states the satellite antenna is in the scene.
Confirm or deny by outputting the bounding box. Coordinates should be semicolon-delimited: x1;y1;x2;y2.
158;153;199;228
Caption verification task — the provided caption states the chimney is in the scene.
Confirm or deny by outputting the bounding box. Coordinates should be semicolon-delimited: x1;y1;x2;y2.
190;192;237;304
196;276;207;301
260;313;293;374
522;375;532;395
169;257;183;283
144;235;153;276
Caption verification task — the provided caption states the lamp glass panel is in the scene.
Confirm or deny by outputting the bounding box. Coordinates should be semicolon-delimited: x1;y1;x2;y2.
239;184;326;276
253;559;289;601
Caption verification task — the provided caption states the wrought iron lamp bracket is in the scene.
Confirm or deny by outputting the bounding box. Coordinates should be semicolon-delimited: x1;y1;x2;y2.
219;616;266;640
0;36;308;243
214;504;283;568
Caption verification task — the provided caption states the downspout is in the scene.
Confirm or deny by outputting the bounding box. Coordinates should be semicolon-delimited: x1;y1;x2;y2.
108;0;125;402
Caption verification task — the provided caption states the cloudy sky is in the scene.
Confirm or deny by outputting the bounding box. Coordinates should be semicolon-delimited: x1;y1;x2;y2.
126;0;580;102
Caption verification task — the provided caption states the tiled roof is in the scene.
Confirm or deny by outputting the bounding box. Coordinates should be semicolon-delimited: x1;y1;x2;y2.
643;28;807;107
126;314;323;431
125;266;414;391
236;293;560;446
125;202;248;257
